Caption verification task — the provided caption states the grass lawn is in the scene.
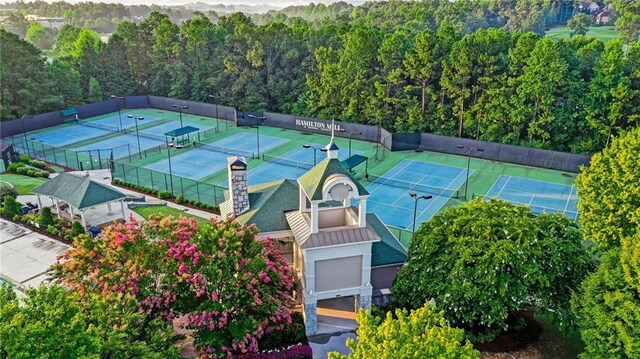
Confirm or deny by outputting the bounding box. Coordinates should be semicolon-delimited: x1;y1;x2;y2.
0;173;48;194
546;25;619;43
132;205;209;226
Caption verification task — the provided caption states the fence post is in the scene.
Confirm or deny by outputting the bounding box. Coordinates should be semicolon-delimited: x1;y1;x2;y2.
89;151;94;170
196;182;200;202
63;150;69;168
180;177;184;196
135;167;140;186
122;164;127;183
164;173;168;191
150;171;154;190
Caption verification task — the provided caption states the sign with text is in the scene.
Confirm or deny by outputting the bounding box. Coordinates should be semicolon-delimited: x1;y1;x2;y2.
295;118;344;133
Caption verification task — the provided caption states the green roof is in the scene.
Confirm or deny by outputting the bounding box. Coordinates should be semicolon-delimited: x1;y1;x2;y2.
368;213;408;266
342;154;368;170
61;108;78;116
32;173;126;210
230;179;299;232
298;158;368;201
164;126;200;137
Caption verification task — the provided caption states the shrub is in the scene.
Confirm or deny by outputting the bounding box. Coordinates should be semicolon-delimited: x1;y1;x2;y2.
158;191;172;199
40;171;49;178
26;169;37;177
28;159;46;169
2;196;21;216
39;207;55;227
46;225;60;236
18;154;30;163
175;194;185;204
69;221;85;238
7;162;25;172
15;166;28;175
0;183;18;202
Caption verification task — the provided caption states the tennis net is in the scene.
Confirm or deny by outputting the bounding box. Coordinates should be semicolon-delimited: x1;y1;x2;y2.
122;128;167;143
78;120;120;133
262;154;313;170
196;142;255;159
367;174;460;198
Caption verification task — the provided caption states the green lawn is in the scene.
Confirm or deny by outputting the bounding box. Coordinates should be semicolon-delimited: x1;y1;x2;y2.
546;25;619;43
0;174;48;194
131;205;210;226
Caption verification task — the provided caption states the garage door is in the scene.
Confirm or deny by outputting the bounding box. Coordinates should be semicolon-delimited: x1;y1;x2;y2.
315;256;362;292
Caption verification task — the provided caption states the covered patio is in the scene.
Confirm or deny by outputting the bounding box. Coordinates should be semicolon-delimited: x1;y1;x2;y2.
32;173;127;228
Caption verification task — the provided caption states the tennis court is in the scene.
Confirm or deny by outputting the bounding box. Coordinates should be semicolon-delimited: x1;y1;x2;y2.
241;143;359;186
26;123;114;147
88;114;162;131
484;175;578;220
366;159;470;230
72;132;165;160
145;133;289;180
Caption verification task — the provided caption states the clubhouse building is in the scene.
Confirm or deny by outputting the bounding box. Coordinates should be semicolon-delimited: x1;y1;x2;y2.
220;133;407;336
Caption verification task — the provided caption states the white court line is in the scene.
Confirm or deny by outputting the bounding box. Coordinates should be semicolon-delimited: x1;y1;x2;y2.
563;186;575;215
412;167;467;228
495;175;512;198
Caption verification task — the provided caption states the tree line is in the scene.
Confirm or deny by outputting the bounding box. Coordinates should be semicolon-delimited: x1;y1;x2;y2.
1;2;639;155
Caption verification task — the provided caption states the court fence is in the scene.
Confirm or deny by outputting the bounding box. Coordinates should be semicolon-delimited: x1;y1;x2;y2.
111;160;227;206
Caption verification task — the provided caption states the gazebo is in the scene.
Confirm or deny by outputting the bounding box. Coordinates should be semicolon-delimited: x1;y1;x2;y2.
32;173;127;228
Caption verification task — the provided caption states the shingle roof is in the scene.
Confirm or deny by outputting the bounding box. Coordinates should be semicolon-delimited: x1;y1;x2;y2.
32;173;126;210
297;158;368;201
285;210;380;249
367;213;408;266
221;179;299;232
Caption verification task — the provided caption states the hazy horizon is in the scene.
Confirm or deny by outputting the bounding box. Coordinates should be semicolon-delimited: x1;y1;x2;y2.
0;0;368;7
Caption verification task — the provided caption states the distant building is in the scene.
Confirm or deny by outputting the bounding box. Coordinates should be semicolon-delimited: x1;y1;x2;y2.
581;2;601;13
25;15;65;30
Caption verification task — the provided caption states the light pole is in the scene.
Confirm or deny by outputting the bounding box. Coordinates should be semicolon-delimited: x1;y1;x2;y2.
248;114;266;158
127;114;144;159
21;115;34;157
171;104;189;128
457;145;485;199
347;131;361;157
409;192;432;233
110;95;125;132
207;94;220;132
303;144;327;165
167;146;174;193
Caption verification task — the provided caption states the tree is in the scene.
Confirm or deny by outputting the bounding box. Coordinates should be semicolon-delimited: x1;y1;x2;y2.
572;248;640;359
1;196;21;216
0;29;61;120
567;13;591;37
54;216;296;358
54;24;82;57
576;127;640;250
38;207;54;227
328;303;479;359
25;22;55;50
612;0;640;44
49;59;83;106
87;77;103;103
0;284;101;358
393;198;594;342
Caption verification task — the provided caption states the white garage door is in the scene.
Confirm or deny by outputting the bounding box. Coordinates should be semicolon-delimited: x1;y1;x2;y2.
315;256;362;292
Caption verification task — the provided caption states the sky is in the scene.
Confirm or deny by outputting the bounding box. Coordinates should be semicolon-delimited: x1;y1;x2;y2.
0;0;368;7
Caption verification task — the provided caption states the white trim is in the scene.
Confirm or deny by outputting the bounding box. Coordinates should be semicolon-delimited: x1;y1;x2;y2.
255;230;293;239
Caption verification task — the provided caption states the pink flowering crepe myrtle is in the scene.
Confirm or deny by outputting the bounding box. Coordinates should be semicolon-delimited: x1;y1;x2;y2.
54;214;298;358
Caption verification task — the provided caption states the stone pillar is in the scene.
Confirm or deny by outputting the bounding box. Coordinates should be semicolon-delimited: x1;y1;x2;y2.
54;199;61;219
120;200;126;220
107;202;112;214
358;294;372;311
227;156;250;216
36;195;42;211
80;210;87;228
304;302;318;336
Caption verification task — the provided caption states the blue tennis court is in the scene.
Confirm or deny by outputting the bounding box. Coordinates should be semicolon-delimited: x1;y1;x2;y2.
27;123;114;147
367;160;470;230
141;121;214;140
484;175;578;220
231;143;358;186
72;133;165;160
146;133;289;180
89;114;162;131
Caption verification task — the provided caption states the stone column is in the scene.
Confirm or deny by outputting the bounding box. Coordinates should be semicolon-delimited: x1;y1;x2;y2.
358;294;372;311
120;200;126;220
304;302;318;336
